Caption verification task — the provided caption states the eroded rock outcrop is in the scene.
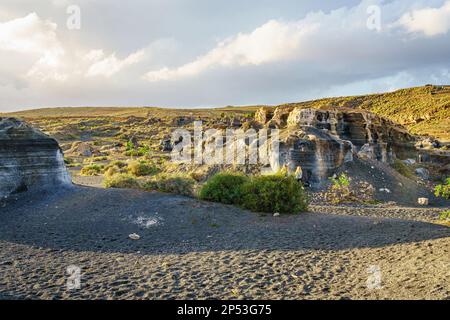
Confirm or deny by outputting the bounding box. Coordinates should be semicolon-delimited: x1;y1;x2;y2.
0;118;71;197
257;107;416;184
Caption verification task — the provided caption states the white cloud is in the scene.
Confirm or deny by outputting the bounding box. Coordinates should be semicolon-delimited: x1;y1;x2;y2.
0;1;449;111
86;49;145;77
0;12;62;55
398;0;450;37
144;20;319;82
0;13;66;81
0;12;148;81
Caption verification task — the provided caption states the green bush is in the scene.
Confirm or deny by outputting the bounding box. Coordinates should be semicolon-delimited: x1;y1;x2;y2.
125;140;135;151
434;178;450;200
143;174;195;196
124;142;151;157
199;172;248;204
127;160;158;177
439;210;450;222
325;173;375;204
80;164;104;176
104;173;140;189
329;173;350;187
240;173;308;214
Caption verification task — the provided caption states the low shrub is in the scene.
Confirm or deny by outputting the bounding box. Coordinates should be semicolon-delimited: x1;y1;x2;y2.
80;164;104;176
108;160;127;168
92;156;108;162
143;174;195;196
439;210;450;222
391;159;415;179
103;173;140;189
127;160;158;177
434;177;450;200
325;173;375;204
239;173;308;214
103;160;128;177
104;166;119;178
198;172;248;204
124;143;151;157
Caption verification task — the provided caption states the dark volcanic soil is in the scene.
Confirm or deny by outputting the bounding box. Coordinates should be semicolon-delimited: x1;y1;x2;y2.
0;186;449;300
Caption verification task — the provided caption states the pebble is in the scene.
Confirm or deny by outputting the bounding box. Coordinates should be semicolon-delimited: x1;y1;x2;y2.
128;233;140;240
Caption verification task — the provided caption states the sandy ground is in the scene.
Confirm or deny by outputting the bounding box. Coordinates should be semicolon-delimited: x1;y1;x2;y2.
0;185;449;300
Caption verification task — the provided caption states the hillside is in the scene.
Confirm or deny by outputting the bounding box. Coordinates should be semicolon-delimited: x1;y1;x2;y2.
0;106;261;119
1;85;449;141
276;85;450;141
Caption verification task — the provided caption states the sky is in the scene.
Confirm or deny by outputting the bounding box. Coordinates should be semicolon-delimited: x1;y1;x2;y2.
0;0;449;111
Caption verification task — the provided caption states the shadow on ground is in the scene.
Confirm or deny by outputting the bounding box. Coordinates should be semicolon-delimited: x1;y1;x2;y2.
0;186;449;255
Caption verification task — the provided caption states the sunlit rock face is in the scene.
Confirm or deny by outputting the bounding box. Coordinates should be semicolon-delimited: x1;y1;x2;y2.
257;107;416;184
0;118;71;198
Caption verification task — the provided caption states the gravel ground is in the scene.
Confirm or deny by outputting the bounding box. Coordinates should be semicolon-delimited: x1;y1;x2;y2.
0;186;449;300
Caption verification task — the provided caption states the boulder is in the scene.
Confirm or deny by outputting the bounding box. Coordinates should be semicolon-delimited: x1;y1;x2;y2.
415;168;430;180
403;158;416;165
417;198;429;206
160;138;173;152
0;118;71;197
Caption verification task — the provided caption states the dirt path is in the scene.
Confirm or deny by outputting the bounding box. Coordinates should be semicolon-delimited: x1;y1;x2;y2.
0;186;449;299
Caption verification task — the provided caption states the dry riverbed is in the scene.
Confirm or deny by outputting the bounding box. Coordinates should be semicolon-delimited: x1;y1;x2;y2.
0;186;449;300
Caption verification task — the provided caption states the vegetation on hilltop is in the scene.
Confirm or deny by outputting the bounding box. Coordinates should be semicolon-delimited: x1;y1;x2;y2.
277;85;450;141
1;85;448;140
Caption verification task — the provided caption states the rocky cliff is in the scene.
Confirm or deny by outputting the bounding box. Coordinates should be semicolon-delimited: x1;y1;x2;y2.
256;107;417;184
0;118;71;198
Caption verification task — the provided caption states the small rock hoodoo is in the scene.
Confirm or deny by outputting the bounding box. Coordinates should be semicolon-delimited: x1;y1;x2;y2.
255;106;416;184
0;117;71;198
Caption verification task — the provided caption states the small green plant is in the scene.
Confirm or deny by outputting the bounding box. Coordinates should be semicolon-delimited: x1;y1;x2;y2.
137;145;151;156
126;140;135;151
330;173;350;187
434;178;450;200
439;210;450;222
80;164;104;176
240;173;308;214
326;173;375;205
199;172;248;205
104;173;140;189
124;143;151;157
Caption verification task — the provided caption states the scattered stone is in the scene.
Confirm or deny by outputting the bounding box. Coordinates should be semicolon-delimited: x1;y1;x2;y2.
379;188;391;193
273;213;280;217
417;198;429;206
128;233;141;240
403;159;416;165
415;168;429;180
159;138;173;152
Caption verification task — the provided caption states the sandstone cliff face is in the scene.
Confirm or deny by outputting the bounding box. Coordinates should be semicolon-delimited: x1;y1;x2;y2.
257;107;416;184
0;118;71;198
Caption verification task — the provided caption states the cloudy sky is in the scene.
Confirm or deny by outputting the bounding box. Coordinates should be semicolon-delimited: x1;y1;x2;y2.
0;0;449;111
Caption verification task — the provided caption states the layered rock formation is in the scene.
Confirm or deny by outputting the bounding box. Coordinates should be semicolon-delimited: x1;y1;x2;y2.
0;118;71;198
256;107;416;184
